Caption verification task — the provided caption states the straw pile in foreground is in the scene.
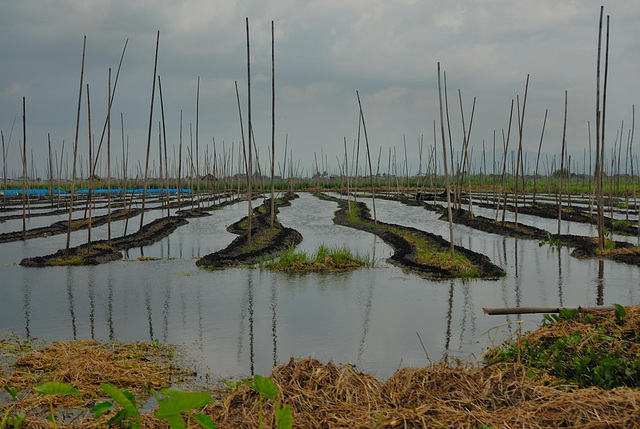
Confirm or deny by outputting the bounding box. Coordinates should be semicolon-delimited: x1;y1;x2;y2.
4;306;640;427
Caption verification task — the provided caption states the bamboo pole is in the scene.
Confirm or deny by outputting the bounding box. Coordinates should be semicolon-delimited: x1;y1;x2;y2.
65;36;86;256
483;305;616;315
437;63;454;256
22;97;27;238
514;75;529;229
107;69;112;245
270;20;276;226
139;31;160;231
86;84;93;246
356;90;377;223
246;17;253;245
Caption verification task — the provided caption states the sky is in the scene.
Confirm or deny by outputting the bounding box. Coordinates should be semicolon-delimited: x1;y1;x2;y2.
1;0;639;179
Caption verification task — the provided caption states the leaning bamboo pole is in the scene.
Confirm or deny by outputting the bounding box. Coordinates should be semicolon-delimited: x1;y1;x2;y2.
65;36;86;256
437;63;454;256
139;31;160;231
533;109;548;206
356;90;377;223
514;75;530;229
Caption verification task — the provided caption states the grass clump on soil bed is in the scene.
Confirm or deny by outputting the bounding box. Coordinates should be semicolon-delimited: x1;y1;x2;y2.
324;193;503;279
259;244;372;272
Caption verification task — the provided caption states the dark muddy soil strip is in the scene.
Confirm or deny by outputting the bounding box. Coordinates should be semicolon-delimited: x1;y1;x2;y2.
0;208;142;244
392;196;640;268
320;194;505;279
17;197;250;267
196;193;303;269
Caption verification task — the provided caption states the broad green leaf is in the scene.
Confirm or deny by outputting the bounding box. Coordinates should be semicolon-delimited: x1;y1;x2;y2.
614;304;627;321
253;375;278;399
275;402;292;429
100;383;140;423
3;386;18;400
155;389;214;418
10;412;26;427
106;409;127;426
162;413;186;429
90;401;112;418
194;413;217;429
34;382;81;396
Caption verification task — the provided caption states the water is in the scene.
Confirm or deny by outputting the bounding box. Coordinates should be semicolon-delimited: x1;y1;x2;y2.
1;192;640;381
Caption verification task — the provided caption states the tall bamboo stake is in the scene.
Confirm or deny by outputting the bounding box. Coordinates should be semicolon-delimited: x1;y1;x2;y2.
48;134;53;208
270;20;276;226
437;63;454;256
533;109;548;205
558;90;568;235
356;90;377;223
65;36;86;256
107;68;112;245
246;17;253;245
514;74;530;229
86;84;93;246
140;31;160;231
22;97;27;238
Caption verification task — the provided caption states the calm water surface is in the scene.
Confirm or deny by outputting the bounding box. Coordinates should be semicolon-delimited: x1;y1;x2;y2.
1;192;640;381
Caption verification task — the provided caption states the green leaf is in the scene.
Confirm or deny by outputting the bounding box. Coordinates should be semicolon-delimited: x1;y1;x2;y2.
100;383;140;423
3;386;18;401
90;401;112;419
106;409;127;426
275;402;292;429
155;389;215;419
33;381;81;396
9;412;26;427
194;413;217;429
614;304;627;321
253;375;279;399
162;413;186;429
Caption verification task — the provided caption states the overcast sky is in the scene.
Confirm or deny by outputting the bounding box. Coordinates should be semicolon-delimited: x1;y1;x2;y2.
1;0;639;179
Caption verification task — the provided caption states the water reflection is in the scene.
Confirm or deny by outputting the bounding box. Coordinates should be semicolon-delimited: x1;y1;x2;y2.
5;194;640;381
597;259;604;306
67;267;77;339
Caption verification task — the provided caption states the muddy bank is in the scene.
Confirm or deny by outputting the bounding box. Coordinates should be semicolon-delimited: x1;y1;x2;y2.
0;208;142;244
322;194;504;279
196;193;303;269
19;216;188;267
443;207;640;267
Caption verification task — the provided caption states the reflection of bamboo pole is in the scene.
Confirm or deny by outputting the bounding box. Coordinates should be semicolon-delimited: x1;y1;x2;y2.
140;31;160;231
437;63;454;256
65;36;86;256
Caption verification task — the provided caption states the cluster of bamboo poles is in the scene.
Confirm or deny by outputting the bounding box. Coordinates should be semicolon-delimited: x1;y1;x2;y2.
1;7;636;258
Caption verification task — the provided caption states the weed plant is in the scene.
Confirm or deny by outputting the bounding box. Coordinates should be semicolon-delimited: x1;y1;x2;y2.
486;305;640;389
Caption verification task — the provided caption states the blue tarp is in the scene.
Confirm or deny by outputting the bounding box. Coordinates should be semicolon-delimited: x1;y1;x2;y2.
2;188;193;196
